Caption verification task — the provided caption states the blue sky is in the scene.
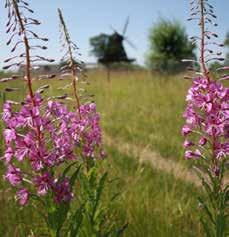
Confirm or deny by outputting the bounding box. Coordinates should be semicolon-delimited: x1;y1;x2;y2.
0;0;228;67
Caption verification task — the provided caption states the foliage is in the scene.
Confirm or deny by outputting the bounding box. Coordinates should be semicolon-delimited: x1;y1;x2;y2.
90;34;109;59
146;18;195;73
209;32;229;70
69;165;127;237
30;161;126;237
106;62;144;70
225;32;229;47
225;32;229;65
209;61;223;72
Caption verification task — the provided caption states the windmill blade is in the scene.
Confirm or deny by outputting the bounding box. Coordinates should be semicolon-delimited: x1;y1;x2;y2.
125;37;137;50
110;25;118;33
122;16;129;36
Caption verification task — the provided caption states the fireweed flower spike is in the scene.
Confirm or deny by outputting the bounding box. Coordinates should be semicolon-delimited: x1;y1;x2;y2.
3;0;51;205
2;0;76;205
2;1;104;207
57;8;105;164
182;0;228;235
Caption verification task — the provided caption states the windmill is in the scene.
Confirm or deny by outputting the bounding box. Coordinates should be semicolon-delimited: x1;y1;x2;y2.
90;17;136;80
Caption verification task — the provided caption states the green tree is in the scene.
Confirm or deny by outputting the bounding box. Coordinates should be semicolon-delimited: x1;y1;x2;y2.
225;32;229;46
225;32;229;65
209;32;229;70
146;18;195;73
89;34;109;60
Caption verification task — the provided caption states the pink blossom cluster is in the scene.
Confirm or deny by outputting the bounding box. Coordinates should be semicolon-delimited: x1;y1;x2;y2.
182;77;229;174
2;93;104;205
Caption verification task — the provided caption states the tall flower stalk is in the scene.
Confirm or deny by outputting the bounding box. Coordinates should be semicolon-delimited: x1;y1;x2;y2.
2;0;69;206
182;1;229;236
57;8;105;171
58;8;81;118
2;0;103;204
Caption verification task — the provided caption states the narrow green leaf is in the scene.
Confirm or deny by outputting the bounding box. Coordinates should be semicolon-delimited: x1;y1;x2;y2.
70;165;82;187
92;172;108;219
200;217;212;237
61;161;78;181
69;204;85;237
115;223;128;237
198;197;216;225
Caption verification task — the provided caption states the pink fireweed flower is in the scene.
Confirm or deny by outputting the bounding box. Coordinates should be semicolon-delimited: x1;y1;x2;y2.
4;164;22;186
34;172;54;196
183;77;229;174
3;102;12;122
199;137;207;146
223;122;229;139
53;178;73;203
4;146;14;163
2;93;103;204
16;188;29;206
183;140;194;148
185;149;202;159
3;128;17;144
182;125;192;136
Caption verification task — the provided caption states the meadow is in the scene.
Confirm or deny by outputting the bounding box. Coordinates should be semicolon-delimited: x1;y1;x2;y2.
0;70;206;236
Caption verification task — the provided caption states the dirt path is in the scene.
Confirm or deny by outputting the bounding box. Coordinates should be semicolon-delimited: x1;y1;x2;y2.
104;134;201;186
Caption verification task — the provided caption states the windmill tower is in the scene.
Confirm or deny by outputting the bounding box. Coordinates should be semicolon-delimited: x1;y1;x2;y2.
90;17;136;81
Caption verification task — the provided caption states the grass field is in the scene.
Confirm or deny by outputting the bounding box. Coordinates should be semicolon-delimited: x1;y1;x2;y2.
0;70;205;236
88;70;190;160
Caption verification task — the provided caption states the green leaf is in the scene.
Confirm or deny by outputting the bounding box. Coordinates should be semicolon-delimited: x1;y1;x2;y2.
201;179;215;207
200;217;212;237
216;211;227;237
88;167;98;188
61;161;78;181
223;184;229;193
30;193;46;207
110;192;121;202
225;190;229;204
115;223;128;237
47;202;70;236
69;204;85;237
92;172;108;219
70;165;82;187
198;197;215;225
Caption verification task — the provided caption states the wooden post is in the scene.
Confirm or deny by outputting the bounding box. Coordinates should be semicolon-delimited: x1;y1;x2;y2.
106;64;111;82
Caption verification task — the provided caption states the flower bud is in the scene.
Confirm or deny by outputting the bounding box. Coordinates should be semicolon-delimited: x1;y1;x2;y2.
182;125;192;136
198;137;207;146
183;140;194;148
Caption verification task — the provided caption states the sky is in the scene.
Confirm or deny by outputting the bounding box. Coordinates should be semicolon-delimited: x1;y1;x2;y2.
0;0;228;67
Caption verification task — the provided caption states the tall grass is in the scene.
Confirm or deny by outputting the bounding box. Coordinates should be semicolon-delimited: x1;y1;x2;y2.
87;70;191;161
105;146;203;237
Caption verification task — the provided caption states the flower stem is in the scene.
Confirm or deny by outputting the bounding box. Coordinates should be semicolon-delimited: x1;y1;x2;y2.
200;0;210;81
58;9;81;119
12;0;34;103
12;0;42;145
